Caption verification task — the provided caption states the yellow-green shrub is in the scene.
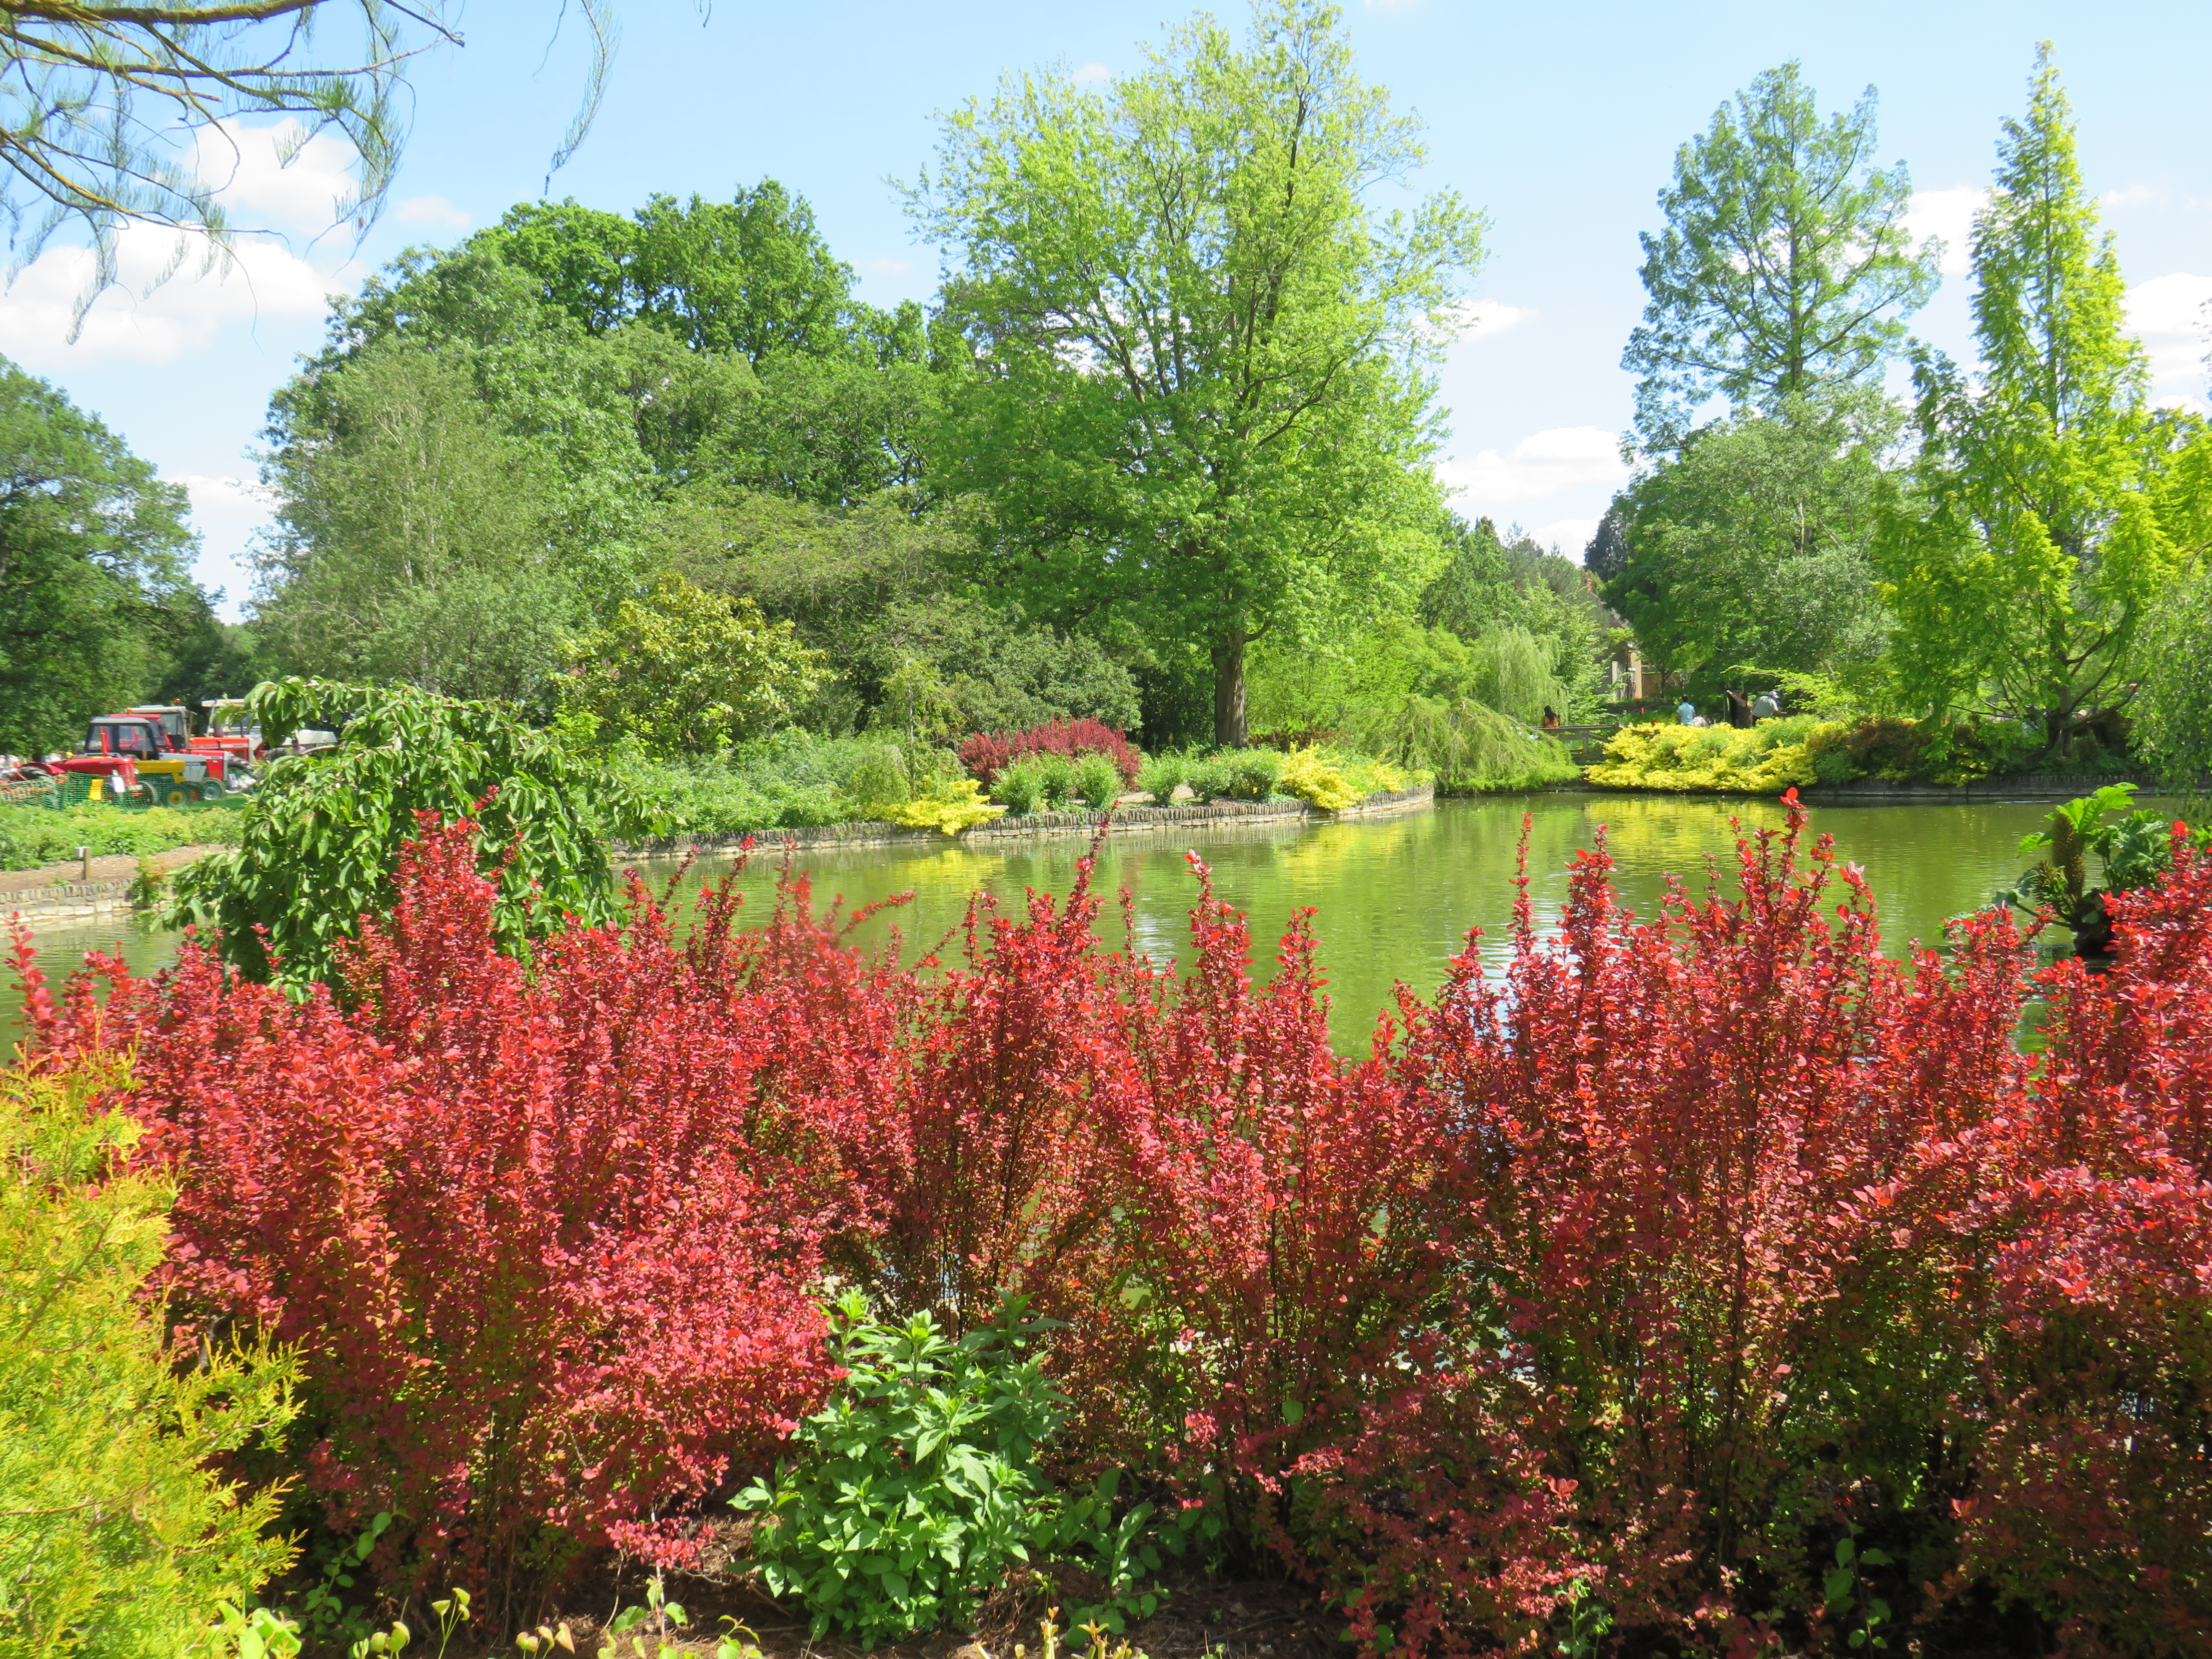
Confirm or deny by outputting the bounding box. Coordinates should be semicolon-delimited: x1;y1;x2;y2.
1276;747;1410;811
880;775;1009;835
0;1059;297;1656
1586;718;1832;794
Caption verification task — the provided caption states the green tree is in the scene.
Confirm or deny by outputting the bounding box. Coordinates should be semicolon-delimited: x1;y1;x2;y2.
485;186;872;363
908;0;1484;746
1623;62;1938;453
0;359;203;755
1877;48;2186;743
559;571;826;758
257;340;579;701
1607;393;1895;692
0;1058;298;1653
171;677;640;986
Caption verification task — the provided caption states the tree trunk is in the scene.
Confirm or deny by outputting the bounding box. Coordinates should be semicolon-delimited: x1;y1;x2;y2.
1211;631;1248;748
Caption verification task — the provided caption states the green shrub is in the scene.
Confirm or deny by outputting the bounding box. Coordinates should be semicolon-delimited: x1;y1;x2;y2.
1181;746;1283;803
1350;696;1577;793
990;753;1077;815
0;801;244;874
1137;751;1190;802
846;743;914;817
737;1295;1065;1648
1586;719;1825;794
991;759;1045;817
0;1059;297;1655
169;678;642;988
1071;751;1124;807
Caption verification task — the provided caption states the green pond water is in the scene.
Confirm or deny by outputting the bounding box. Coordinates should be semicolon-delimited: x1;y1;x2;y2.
5;792;2150;1052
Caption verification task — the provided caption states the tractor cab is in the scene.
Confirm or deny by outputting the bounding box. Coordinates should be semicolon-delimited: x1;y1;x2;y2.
200;698;267;766
60;713;234;804
127;705;193;752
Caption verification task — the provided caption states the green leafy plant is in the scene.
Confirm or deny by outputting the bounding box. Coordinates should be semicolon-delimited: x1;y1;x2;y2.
991;752;1079;816
214;1602;302;1659
0;1055;298;1656
292;1511;394;1648
1136;751;1190;802
168;678;646;987
559;571;826;760
596;1575;690;1659
1071;751;1125;808
1822;1533;1893;1652
736;1293;1066;1647
1993;782;2207;948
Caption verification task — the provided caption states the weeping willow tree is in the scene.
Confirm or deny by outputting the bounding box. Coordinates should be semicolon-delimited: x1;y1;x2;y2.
1349;695;1576;794
1466;626;1569;723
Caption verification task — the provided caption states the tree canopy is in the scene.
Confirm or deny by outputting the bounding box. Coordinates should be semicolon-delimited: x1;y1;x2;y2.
1876;47;2201;740
908;0;1483;745
0;359;204;755
1622;62;1938;454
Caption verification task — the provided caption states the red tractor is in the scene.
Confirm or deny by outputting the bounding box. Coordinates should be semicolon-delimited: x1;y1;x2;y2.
56;713;239;805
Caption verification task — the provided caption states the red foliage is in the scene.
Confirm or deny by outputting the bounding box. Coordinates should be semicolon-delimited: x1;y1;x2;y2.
22;817;844;1611
958;716;1142;788
17;803;2212;1655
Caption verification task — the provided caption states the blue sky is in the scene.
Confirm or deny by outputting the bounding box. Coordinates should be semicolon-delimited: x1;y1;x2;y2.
10;0;2209;619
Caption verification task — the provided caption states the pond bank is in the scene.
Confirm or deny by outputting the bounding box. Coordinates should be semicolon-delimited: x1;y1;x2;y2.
1574;770;2174;803
0;844;213;927
617;782;1434;862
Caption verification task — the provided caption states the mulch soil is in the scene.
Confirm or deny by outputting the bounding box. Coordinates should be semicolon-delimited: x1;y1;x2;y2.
297;1523;1348;1659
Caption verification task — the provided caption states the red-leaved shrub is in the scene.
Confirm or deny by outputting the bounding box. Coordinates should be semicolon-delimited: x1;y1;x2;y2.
17;800;2212;1655
20;818;846;1613
958;717;1142;788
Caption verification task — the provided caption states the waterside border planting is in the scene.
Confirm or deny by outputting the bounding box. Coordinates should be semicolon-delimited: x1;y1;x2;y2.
618;781;1435;861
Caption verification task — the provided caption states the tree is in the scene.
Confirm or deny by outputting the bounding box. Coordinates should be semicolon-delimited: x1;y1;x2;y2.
1623;62;1938;453
256;340;580;701
1876;48;2187;742
484;186;876;364
559;571;826;759
169;676;640;986
0;358;203;755
908;0;1484;746
0;0;611;334
1607;392;1895;692
1583;504;1629;583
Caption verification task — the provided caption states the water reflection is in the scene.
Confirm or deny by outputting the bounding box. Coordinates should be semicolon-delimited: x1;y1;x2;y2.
6;792;2147;1051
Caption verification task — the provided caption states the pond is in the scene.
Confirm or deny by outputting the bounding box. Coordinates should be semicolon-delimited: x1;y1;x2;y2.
3;792;2148;1052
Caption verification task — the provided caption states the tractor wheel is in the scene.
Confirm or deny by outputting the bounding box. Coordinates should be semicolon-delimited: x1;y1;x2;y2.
198;776;224;798
163;785;189;807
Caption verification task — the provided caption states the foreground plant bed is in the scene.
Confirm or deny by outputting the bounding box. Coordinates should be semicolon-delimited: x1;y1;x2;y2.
16;793;2212;1656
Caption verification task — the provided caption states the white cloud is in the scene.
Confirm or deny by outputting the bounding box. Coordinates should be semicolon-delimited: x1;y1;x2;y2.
1526;518;1600;560
1906;186;1983;276
1432;298;1531;343
2102;182;2165;211
189;118;361;233
1438;425;1630;507
0;221;333;367
2126;271;2212;410
396;195;471;230
1074;61;1112;84
175;475;276;618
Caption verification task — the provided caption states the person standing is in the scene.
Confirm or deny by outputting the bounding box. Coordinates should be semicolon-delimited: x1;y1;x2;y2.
1677;697;1697;725
1751;689;1781;721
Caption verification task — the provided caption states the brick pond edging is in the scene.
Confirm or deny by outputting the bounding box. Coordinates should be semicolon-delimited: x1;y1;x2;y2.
3;876;144;927
1572;771;2192;803
619;782;1435;862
